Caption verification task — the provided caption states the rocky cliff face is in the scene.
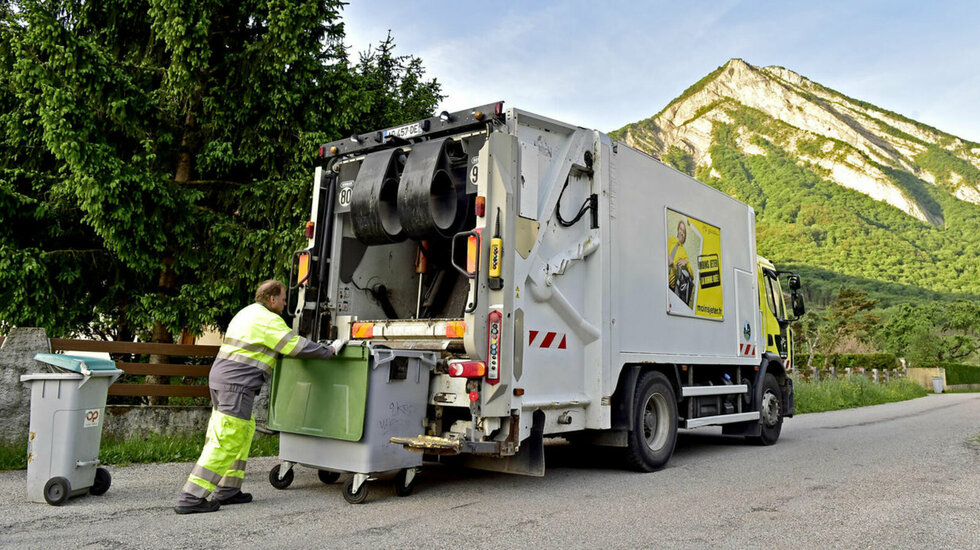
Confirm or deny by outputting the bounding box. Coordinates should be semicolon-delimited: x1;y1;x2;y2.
613;58;980;226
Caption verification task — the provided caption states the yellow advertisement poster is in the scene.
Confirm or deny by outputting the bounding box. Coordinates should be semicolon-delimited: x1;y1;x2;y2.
666;209;723;319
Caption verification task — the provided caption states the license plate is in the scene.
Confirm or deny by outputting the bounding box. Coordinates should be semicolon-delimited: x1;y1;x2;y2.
384;121;424;140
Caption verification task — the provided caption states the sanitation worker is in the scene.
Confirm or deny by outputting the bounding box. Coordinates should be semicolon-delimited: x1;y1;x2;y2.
174;280;346;514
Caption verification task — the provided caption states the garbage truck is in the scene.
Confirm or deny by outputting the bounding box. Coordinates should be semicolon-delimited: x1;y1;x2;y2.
282;101;806;481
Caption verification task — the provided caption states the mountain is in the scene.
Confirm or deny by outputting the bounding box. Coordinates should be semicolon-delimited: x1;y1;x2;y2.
611;58;980;307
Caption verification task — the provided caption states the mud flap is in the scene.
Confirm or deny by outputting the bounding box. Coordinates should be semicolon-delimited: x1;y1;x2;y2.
455;410;545;477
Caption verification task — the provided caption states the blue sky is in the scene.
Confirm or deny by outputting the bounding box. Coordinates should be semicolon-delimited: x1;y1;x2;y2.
342;1;980;142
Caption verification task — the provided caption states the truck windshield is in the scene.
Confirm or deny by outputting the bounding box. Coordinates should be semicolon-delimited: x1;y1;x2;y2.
764;273;787;320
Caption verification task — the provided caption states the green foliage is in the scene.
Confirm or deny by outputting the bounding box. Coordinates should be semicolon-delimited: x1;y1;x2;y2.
793;376;928;414
876;301;980;365
0;441;27;470
0;433;279;471
661;146;694;175
915;145;980;193
0;1;443;339
943;363;980;385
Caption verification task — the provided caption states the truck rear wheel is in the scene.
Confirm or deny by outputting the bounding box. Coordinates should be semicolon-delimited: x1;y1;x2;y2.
749;373;782;445
624;371;678;472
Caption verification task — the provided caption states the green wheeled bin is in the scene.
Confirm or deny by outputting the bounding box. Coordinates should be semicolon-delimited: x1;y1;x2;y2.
266;342;436;503
22;354;123;505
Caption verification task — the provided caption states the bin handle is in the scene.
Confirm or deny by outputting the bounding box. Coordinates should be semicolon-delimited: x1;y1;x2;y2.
76;459;100;469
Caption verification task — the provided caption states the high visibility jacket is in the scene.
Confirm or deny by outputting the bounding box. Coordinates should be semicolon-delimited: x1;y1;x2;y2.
209;303;333;392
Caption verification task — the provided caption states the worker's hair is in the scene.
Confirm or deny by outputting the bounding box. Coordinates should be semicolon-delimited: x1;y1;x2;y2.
254;280;286;304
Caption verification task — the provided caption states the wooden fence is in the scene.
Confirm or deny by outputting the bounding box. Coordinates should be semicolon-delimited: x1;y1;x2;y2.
49;338;219;399
789;365;907;384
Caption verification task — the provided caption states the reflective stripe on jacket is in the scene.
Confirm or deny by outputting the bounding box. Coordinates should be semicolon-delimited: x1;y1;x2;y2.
216;303;306;374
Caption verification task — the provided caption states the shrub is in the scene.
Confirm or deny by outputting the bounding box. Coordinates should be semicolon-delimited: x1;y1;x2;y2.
943;363;980;385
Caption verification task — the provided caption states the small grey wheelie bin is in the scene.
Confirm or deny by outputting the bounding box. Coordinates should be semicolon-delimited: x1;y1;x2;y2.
21;353;123;505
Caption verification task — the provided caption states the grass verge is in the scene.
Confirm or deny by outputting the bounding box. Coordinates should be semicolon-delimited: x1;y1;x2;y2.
0;433;279;471
794;376;928;414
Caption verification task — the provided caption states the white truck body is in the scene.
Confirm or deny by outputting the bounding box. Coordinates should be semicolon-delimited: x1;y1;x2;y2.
296;103;801;475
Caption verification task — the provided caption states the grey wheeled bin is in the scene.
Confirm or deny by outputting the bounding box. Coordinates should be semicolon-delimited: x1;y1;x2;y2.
21;353;123;505
267;343;436;504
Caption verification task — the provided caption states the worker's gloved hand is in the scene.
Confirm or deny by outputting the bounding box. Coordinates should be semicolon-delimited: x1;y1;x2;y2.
328;338;348;357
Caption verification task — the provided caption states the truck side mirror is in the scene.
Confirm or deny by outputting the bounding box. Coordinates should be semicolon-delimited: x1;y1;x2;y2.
787;274;801;291
791;292;806;317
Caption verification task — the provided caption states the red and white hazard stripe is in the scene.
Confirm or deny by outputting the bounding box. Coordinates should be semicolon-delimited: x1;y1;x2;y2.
739;343;756;355
529;330;567;349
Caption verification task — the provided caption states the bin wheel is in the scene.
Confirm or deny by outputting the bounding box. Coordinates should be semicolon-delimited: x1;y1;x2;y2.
317;470;340;485
269;464;294;490
89;467;111;496
44;477;71;506
394;469;416;497
342;477;368;504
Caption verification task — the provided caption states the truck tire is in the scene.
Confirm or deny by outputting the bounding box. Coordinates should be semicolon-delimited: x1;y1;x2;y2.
749;373;783;445
623;371;678;472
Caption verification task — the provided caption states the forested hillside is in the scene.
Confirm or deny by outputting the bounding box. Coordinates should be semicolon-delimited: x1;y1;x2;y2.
612;59;980;364
612;59;980;309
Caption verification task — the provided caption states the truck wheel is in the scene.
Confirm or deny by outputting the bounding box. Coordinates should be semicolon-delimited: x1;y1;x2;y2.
89;467;111;496
342;477;368;504
44;477;71;506
269;464;294;490
317;470;340;484
624;371;678;472
749;373;783;446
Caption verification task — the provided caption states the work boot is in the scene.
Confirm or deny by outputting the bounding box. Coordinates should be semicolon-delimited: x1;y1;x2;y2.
174;499;221;515
216;491;253;505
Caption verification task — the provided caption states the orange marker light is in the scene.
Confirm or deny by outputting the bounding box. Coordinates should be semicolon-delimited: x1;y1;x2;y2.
352;322;374;339
297;253;310;285
445;321;466;338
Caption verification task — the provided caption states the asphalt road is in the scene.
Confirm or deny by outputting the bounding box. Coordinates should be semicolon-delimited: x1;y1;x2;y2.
2;393;979;549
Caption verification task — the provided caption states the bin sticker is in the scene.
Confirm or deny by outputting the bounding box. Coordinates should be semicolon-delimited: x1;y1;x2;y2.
84;409;102;428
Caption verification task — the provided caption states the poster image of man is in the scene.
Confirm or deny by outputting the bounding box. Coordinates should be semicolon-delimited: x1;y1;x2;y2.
667;216;698;309
665;208;724;320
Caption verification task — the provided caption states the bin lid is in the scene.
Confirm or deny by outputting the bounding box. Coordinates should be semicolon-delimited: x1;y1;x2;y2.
34;353;119;373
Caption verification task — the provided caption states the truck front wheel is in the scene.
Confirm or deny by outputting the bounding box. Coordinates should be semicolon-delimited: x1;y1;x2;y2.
749;373;783;445
624;371;678;472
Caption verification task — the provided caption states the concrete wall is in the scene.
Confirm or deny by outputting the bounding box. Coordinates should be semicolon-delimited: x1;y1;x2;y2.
907;367;947;392
0;328;52;445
